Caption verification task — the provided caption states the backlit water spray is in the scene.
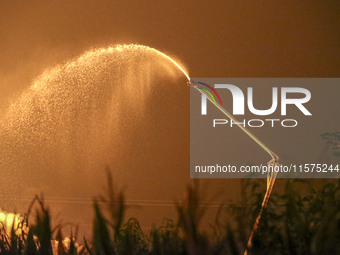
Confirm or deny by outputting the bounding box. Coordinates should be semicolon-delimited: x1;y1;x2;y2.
0;44;189;232
0;44;276;252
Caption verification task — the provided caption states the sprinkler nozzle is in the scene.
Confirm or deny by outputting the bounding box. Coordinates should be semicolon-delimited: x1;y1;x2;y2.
187;80;195;87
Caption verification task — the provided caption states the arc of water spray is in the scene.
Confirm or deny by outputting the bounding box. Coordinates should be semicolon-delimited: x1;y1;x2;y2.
1;44;278;253
160;50;279;254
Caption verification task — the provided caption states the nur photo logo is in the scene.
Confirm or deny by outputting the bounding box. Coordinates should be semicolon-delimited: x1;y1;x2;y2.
191;80;312;128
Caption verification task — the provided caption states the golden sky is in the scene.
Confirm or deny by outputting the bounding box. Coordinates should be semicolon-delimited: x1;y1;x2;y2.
0;0;339;236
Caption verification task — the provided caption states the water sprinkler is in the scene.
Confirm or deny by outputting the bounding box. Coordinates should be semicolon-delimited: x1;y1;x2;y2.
188;79;280;255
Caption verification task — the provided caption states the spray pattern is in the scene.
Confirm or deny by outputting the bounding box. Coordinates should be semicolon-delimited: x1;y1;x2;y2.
187;80;280;254
0;44;278;253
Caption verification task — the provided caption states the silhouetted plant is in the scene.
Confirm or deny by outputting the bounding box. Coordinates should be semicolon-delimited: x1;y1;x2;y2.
321;130;340;157
0;171;339;255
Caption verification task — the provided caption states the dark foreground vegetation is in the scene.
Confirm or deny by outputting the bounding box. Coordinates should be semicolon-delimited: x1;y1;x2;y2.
0;173;339;255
